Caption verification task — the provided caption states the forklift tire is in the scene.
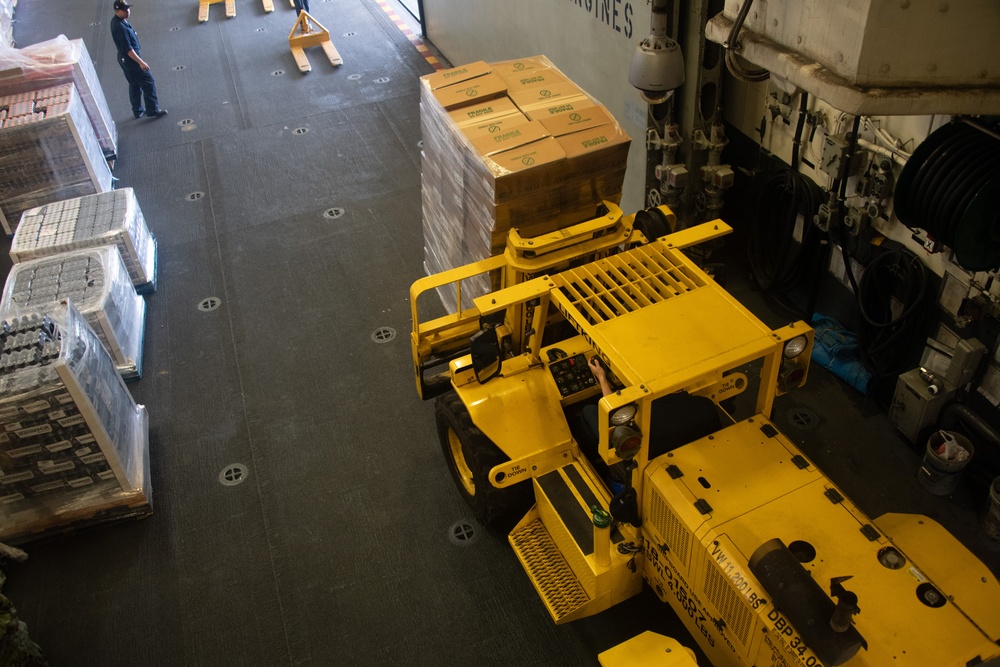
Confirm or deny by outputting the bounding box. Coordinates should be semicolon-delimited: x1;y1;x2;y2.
435;391;532;528
633;208;671;243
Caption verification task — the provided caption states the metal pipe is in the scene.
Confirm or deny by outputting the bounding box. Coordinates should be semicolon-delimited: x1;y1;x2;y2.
961;116;1000;143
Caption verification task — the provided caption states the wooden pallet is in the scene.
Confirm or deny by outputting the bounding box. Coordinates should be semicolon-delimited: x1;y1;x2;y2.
198;0;236;23
288;11;343;73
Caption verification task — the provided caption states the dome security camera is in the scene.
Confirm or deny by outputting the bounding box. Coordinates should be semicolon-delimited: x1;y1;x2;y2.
629;33;685;105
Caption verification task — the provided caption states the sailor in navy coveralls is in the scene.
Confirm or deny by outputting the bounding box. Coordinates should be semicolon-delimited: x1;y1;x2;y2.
110;0;167;119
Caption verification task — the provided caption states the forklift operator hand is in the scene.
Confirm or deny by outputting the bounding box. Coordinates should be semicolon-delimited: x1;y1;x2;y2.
588;357;613;397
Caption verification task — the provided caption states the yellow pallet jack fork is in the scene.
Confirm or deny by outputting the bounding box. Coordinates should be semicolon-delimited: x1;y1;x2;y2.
197;0;236;23
288;12;343;72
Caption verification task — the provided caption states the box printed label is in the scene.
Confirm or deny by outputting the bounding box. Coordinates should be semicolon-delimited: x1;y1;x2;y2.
0;492;24;504
31;480;66;493
8;444;43;458
22;399;51;413
46;440;72;453
74;434;96;445
58;415;86;427
97;469;116;480
4;422;22;432
74;447;92;458
67;476;95;488
15;424;53;438
0;470;34;484
39;460;75;474
47;410;67;421
0;407;20;420
80;453;106;464
55;393;73;404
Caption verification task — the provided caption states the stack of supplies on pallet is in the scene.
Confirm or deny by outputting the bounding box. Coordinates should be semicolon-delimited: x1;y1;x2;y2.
0;36;117;158
0;246;147;379
11;188;157;293
0;81;112;235
419;55;631;311
0;302;150;545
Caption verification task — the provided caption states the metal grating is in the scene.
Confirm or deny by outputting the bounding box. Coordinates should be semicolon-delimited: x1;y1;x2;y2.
704;561;753;646
509;519;590;622
552;244;704;326
648;488;691;568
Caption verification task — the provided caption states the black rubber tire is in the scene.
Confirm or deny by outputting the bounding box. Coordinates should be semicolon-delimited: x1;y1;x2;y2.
633;208;671;243
435;391;532;527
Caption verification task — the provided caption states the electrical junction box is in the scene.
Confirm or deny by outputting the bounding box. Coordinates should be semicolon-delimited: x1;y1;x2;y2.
888;368;956;444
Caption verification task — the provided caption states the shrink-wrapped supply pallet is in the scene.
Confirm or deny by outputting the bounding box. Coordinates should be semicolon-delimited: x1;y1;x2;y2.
11;188;157;294
0;36;118;158
0;82;113;235
0;246;147;380
419;55;630;312
0;0;13;49
0;302;150;545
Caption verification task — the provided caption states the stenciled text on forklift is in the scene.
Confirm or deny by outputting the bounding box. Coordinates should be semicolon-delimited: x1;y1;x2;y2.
569;0;634;38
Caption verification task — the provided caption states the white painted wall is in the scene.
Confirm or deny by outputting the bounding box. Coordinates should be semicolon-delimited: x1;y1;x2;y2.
422;0;654;211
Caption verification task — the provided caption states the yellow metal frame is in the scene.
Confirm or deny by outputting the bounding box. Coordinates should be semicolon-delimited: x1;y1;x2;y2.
288;11;343;72
197;0;235;23
410;201;1000;666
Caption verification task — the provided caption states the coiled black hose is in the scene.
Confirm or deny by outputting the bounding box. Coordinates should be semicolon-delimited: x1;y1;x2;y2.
856;247;931;407
747;168;825;311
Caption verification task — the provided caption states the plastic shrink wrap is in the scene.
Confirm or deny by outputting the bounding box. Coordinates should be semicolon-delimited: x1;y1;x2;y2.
0;81;112;235
0;301;150;545
12;187;157;291
0;36;117;157
419;55;630;312
0;245;146;378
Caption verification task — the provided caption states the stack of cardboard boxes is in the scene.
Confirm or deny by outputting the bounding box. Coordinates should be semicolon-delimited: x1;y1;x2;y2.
420;56;631;312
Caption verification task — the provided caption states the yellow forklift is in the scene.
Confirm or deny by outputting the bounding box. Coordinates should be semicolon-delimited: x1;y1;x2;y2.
409;202;1000;667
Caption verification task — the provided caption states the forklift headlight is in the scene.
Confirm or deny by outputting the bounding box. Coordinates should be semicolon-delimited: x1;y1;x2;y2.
610;404;638;426
783;335;808;359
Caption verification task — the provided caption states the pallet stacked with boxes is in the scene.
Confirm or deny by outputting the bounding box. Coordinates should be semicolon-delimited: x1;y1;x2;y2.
0;36;118;159
0;245;147;380
0;303;150;545
0;188;156;543
419;55;631;311
0;81;112;235
10;188;157;294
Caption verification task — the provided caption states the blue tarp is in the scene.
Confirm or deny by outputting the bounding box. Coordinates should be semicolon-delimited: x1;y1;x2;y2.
810;314;872;394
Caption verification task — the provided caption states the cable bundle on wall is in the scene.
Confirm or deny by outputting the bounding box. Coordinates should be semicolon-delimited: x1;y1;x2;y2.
856;247;932;408
746;166;825;314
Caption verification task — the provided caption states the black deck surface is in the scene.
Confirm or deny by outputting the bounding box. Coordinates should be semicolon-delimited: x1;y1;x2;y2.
3;1;997;666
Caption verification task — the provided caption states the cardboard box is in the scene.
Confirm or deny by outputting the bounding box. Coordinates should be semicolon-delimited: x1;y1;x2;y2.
423;61;492;90
460;111;530;141
520;95;596;121
483;137;568;201
469;120;550;157
538;103;615;137
431;73;508;111
498;67;569;91
489;56;554;80
508;80;587;114
556;124;631;161
447;96;521;127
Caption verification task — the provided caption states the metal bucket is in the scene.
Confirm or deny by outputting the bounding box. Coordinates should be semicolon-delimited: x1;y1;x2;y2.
917;431;974;496
983;477;1000;540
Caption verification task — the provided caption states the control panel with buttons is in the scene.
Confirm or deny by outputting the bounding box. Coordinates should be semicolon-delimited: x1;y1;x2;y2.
550;353;597;397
